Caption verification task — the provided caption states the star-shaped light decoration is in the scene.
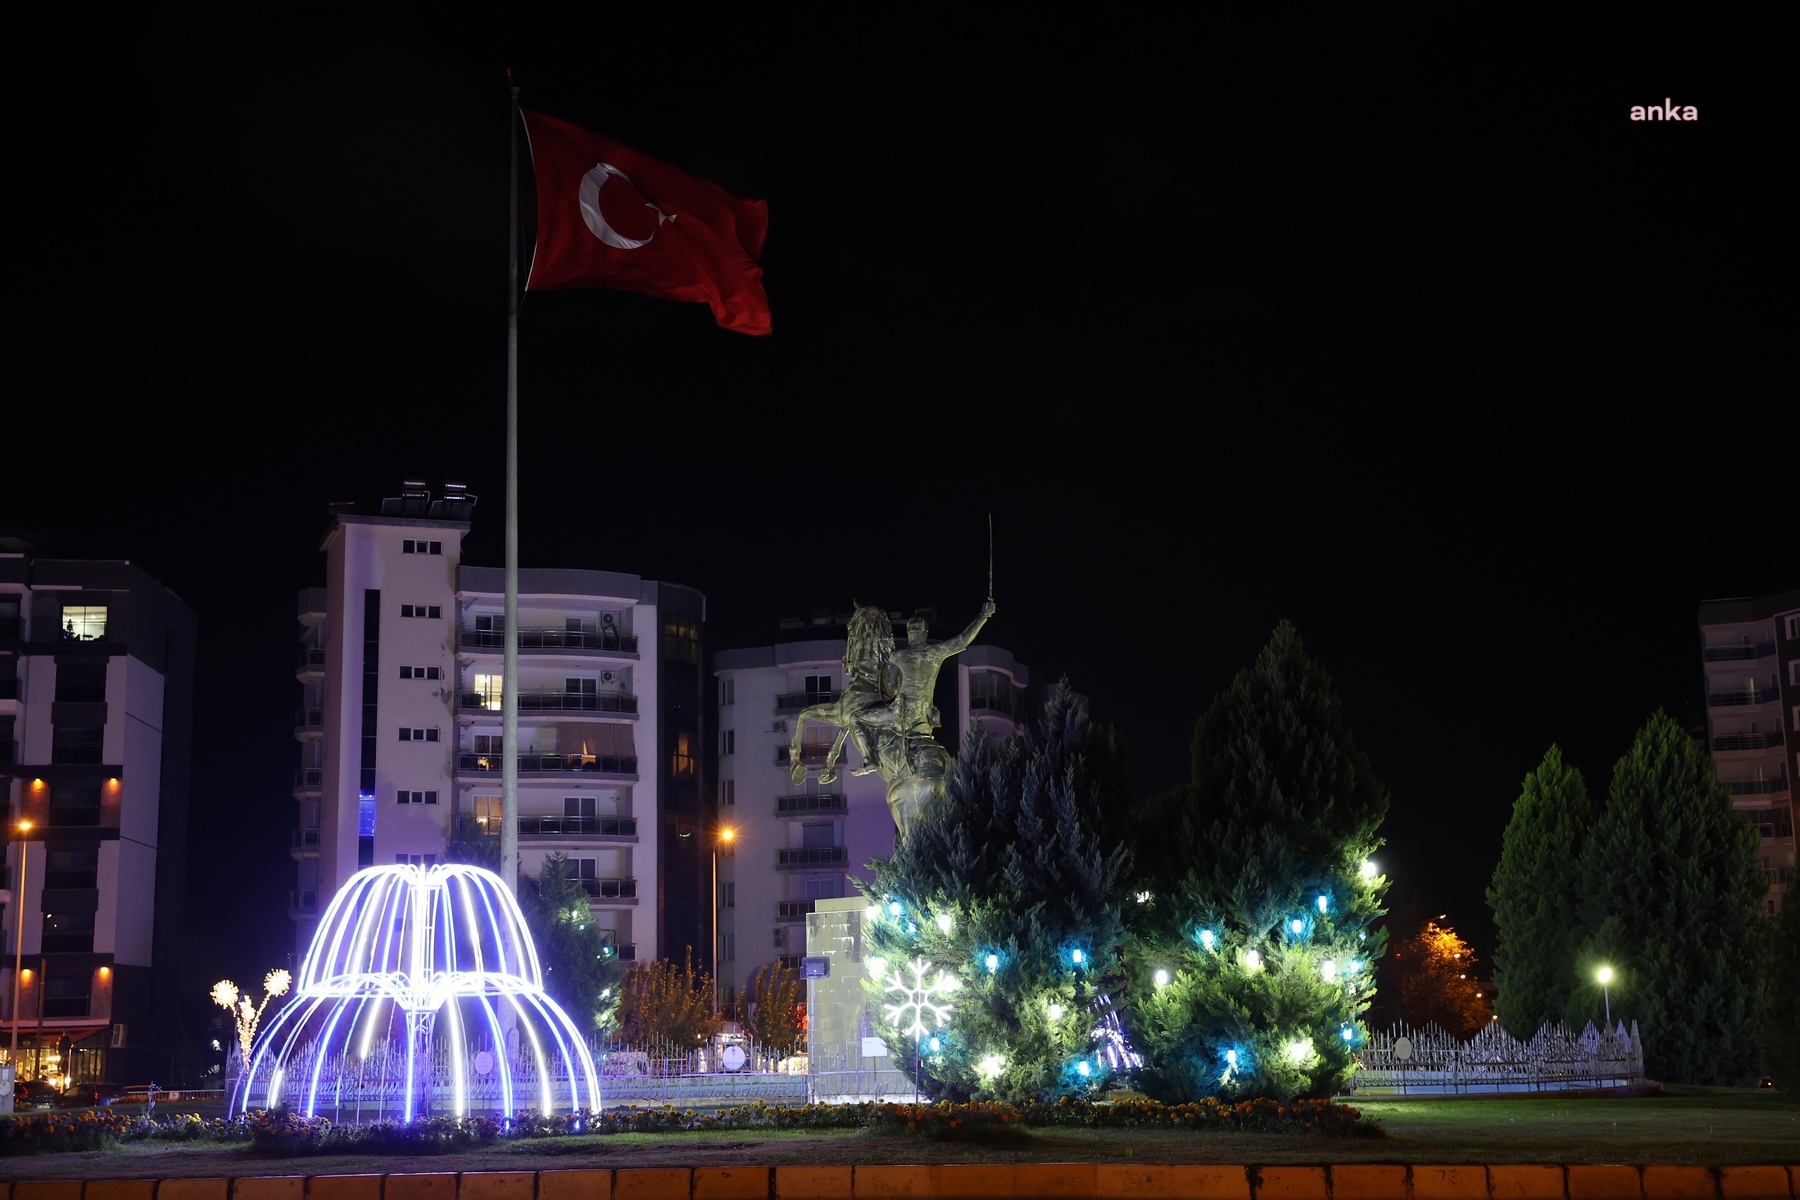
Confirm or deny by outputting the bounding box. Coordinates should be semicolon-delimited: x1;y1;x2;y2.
880;957;957;1042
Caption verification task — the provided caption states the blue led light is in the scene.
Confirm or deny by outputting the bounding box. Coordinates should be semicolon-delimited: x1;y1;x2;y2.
985;953;999;973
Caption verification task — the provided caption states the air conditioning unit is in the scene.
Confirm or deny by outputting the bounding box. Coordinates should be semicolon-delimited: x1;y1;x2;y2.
773;928;785;948
773;721;788;733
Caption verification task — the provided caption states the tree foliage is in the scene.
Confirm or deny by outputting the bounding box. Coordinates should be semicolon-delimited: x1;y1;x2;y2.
1757;887;1800;1089
746;962;806;1056
442;823;501;873
1574;711;1765;1084
519;852;627;1034
1487;746;1595;1035
1390;919;1492;1037
1124;621;1389;1101
861;681;1133;1103
620;947;720;1048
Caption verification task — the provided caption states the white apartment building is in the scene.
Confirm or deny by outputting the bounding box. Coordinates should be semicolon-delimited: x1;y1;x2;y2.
0;547;196;1084
293;485;708;966
1698;584;1800;914
710;611;1034;1013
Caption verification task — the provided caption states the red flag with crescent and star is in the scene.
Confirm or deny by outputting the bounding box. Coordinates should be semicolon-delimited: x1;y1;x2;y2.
521;109;771;335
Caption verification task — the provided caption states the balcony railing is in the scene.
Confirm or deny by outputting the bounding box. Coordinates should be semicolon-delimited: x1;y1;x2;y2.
291;828;321;853
518;815;638;837
456;752;638;776
297;646;327;672
777;847;847;868
969;691;1017;718
1705;642;1775;662
460;628;638;654
294;766;323;790
1726;777;1790;796
457;690;639;715
776;690;838;712
294;708;324;731
1714;731;1784;752
574;877;638;900
1709;689;1777;708
289;890;319;914
776;793;847;815
778;745;834;766
48;804;101;828
776;900;816;920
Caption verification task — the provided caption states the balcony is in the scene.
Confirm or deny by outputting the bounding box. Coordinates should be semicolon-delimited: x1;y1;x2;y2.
518;815;638;839
573;877;638;902
0;677;18;701
294;708;324;737
776;690;838;713
456;752;638;778
1709;689;1778;708
48;803;101;828
1714;731;1784;752
776;900;816;921
777;847;848;869
616;943;637;962
456;690;638;717
1726;776;1790;796
776;793;847;816
294;766;323;795
778;745;833;766
459;627;638;655
0;739;14;769
291;828;321;858
0;616;19;640
296;646;326;677
1705;642;1775;662
289;890;319;917
297;588;327;623
969;691;1018;718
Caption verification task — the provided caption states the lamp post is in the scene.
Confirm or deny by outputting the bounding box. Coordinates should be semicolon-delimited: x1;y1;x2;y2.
712;826;735;1016
1596;965;1614;1027
9;820;33;1067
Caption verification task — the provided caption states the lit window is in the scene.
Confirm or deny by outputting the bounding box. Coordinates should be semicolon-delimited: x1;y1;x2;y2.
473;674;503;710
60;606;107;641
663;616;700;664
672;731;695;778
471;795;501;831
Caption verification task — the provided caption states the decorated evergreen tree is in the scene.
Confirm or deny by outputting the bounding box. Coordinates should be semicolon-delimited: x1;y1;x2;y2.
519;852;627;1033
1486;746;1595;1035
1575;711;1764;1084
1124;621;1389;1101
861;682;1133;1102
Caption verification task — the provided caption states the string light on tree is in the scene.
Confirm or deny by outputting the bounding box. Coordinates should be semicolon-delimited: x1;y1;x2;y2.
880;958;956;1042
212;969;292;1068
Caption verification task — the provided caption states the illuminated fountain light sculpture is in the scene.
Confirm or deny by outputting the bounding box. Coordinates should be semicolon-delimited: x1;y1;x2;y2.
233;863;601;1121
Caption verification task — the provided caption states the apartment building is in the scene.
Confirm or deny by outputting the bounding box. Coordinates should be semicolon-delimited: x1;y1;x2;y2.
0;546;196;1084
292;485;707;967
710;610;1034;1012
1698;583;1800;914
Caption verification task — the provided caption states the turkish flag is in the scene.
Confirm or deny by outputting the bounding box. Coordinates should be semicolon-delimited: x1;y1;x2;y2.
522;109;771;335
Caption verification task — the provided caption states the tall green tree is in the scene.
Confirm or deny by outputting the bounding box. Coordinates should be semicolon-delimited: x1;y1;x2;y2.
1576;711;1764;1084
1124;621;1389;1101
1757;886;1800;1089
861;682;1133;1103
520;852;628;1034
1487;746;1595;1035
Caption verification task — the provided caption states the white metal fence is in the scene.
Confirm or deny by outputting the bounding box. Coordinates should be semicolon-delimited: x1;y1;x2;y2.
1351;1019;1648;1095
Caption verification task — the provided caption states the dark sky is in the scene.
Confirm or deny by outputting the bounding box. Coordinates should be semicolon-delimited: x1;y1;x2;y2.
5;15;1788;1002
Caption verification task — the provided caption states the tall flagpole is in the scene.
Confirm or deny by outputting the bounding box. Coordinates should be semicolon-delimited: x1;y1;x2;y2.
502;76;521;896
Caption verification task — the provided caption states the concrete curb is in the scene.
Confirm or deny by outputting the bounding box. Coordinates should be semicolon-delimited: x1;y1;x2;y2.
0;1164;1795;1199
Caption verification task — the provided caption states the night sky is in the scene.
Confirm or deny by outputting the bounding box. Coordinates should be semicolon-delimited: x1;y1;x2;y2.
6;16;1787;1013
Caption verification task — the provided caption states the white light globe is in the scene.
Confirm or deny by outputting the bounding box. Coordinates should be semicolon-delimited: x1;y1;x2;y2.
1153;969;1171;988
935;913;953;934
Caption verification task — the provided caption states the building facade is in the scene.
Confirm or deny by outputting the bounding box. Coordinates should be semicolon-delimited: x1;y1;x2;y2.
710;612;1033;1013
292;487;707;967
0;549;196;1084
1698;584;1800;914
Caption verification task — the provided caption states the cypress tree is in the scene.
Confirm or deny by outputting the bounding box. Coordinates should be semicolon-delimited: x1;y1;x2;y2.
1757;884;1800;1089
520;852;629;1034
1486;746;1595;1036
860;682;1133;1102
1124;621;1389;1101
1576;711;1764;1084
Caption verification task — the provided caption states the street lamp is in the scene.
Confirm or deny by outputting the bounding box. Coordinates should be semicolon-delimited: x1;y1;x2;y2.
9;819;33;1067
1596;965;1614;1027
712;826;736;1014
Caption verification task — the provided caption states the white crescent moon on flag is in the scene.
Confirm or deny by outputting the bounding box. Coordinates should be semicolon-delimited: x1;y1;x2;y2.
579;162;654;250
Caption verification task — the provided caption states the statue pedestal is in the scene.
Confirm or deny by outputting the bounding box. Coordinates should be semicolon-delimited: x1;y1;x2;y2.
805;898;915;1102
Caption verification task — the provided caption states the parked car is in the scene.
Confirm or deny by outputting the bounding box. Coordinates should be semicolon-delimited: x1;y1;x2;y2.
12;1079;60;1110
56;1081;124;1108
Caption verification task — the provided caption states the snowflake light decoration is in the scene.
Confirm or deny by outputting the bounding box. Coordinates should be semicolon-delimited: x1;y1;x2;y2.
880;957;956;1042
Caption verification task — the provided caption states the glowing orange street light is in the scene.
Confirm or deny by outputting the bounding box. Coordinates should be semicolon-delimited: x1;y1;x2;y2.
10;818;35;1066
712;826;737;1012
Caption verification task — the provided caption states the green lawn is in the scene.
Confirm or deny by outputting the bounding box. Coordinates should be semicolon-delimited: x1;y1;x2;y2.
3;1088;1796;1179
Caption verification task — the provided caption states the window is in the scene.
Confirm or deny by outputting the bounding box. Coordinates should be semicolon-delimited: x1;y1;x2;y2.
472;674;503;710
720;679;735;707
60;606;107;641
663;615;700;664
400;604;442;619
42;971;93;1017
1790;660;1800;686
397;790;438;805
802;822;835;850
54;662;107;703
41;911;95;954
720;881;735;908
565;796;597;819
722;779;735;807
804;674;833;698
358;794;376;867
399;727;440;742
401;540;443;555
50;726;104;766
722;729;735;755
471;795;501;832
44;848;99;890
400;666;441;680
672;731;695;778
804;876;844;900
721;933;735;962
395;853;439;866
48;785;101;827
567;676;598;696
1787;614;1800;640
